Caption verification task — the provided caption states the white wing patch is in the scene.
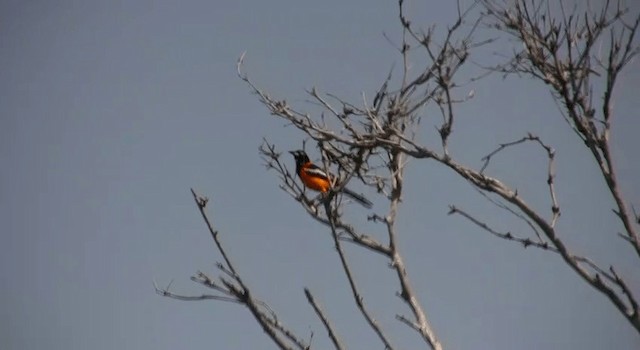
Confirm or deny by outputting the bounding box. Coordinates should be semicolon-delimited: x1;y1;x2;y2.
304;166;329;179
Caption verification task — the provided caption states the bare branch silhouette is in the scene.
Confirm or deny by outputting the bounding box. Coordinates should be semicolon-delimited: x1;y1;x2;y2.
160;0;639;347
304;288;345;350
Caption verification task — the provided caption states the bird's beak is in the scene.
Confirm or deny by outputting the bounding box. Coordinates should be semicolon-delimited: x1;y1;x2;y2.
289;151;296;155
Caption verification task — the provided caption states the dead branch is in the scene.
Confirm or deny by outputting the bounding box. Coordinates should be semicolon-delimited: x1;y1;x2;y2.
304;288;345;350
482;0;640;257
155;189;309;350
480;133;560;227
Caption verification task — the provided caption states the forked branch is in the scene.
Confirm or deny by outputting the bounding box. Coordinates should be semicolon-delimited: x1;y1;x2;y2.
155;190;309;350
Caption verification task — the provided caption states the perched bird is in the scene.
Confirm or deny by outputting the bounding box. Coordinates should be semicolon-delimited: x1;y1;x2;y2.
289;150;372;208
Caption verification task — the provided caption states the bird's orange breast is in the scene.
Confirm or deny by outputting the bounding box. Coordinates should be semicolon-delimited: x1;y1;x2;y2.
300;169;331;192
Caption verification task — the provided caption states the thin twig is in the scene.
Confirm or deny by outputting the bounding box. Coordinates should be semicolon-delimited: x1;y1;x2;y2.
324;201;396;350
304;288;345;350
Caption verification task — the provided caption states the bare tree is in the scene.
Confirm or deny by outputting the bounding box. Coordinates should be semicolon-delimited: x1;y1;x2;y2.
157;0;640;348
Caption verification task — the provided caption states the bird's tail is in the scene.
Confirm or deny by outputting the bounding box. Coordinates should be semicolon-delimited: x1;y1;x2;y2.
341;187;373;208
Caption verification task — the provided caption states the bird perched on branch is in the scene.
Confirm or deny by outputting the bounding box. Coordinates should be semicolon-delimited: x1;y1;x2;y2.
289;150;373;209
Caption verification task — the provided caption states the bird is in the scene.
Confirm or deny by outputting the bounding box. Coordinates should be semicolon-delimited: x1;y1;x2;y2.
289;150;372;208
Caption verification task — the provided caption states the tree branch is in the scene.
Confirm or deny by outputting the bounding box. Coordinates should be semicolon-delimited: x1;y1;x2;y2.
304;288;345;350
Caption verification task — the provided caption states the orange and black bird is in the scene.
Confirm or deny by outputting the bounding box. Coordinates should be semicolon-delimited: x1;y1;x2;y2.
290;150;373;208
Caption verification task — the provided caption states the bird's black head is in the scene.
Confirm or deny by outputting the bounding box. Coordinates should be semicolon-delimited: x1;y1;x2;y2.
289;150;310;173
289;150;310;164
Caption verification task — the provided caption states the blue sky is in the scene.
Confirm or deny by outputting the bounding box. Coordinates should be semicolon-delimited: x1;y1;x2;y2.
2;0;639;349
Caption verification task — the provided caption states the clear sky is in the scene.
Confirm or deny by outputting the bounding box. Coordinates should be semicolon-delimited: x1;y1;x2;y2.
1;1;639;349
